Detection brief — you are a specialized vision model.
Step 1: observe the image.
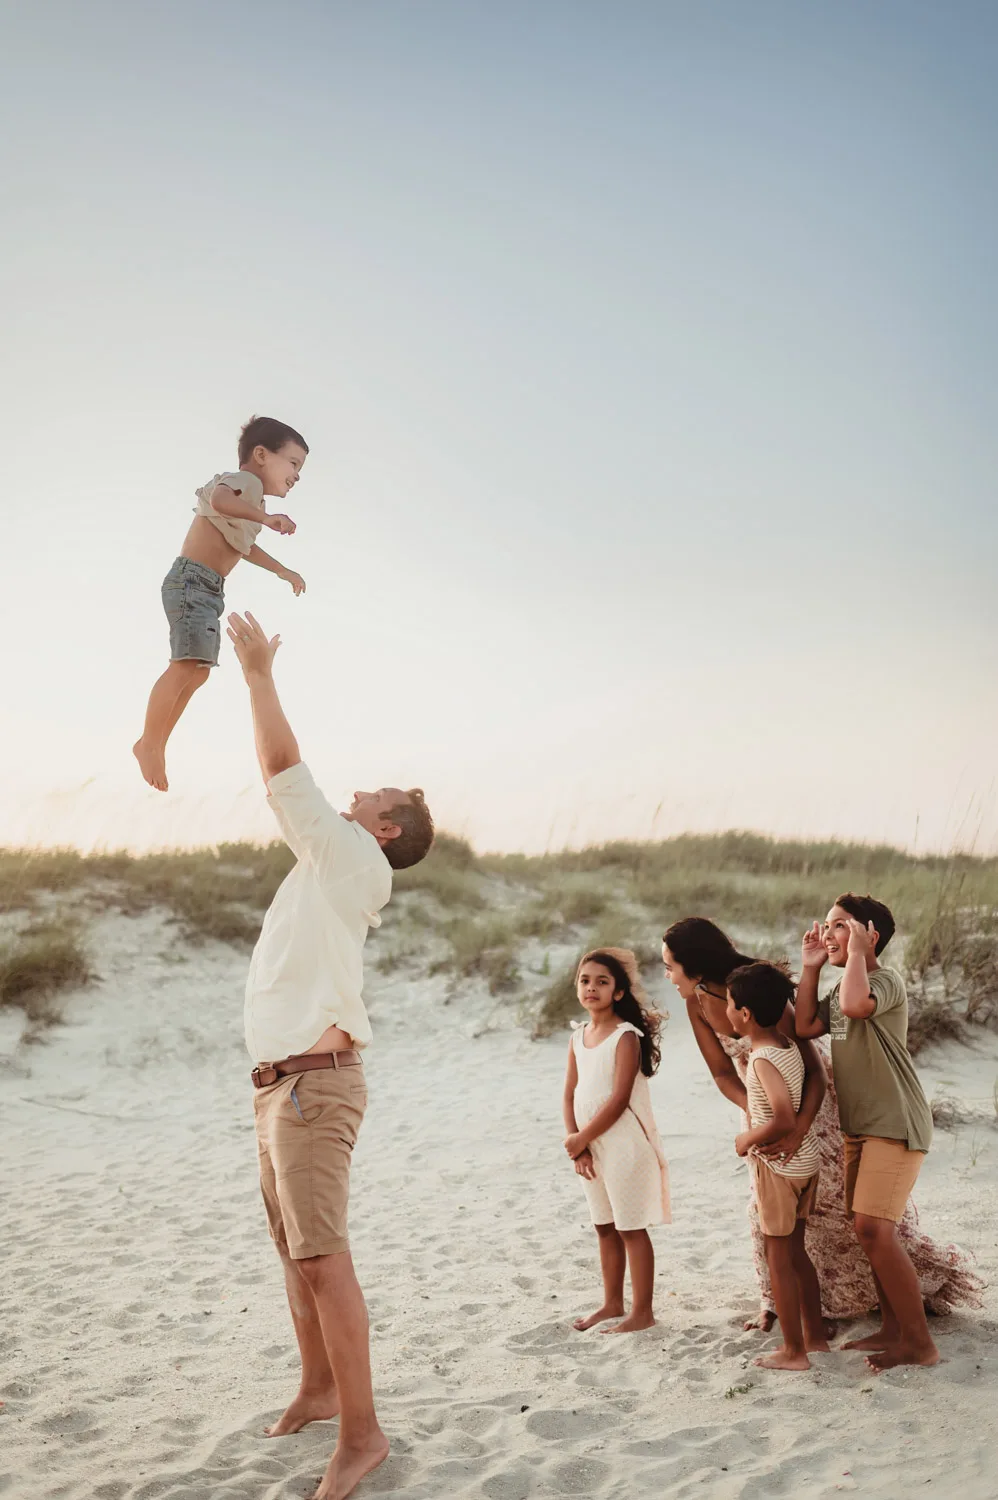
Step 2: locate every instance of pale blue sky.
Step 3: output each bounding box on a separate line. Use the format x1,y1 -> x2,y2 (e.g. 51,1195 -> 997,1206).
2,2 -> 996,852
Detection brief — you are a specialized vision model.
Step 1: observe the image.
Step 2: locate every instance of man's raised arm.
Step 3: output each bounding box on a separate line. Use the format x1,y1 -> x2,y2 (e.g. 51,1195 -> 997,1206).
227,612 -> 301,785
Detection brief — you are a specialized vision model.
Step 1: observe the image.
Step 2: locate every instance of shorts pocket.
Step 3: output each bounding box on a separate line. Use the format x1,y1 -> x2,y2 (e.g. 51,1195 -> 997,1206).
162,583 -> 185,625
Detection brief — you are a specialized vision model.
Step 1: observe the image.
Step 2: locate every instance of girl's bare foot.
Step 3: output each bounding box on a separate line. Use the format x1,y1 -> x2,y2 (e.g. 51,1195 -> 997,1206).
754,1346 -> 810,1371
866,1341 -> 940,1373
133,738 -> 168,792
600,1311 -> 655,1334
310,1431 -> 390,1500
744,1308 -> 777,1333
573,1302 -> 625,1332
266,1388 -> 340,1436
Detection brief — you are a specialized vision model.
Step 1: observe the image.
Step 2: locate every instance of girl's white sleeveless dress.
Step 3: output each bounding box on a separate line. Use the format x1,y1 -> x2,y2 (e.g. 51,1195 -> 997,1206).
572,1021 -> 671,1231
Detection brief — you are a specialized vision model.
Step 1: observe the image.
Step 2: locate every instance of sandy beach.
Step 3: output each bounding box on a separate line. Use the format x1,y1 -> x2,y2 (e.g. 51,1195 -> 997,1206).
3,908 -> 997,1500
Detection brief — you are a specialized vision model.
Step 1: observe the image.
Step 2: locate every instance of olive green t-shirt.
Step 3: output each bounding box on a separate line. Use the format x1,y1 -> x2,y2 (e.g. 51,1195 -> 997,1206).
818,966 -> 932,1153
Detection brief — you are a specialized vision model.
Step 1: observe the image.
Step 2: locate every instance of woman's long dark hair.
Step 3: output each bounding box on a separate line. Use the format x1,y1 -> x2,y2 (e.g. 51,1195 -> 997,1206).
662,917 -> 756,986
580,948 -> 662,1077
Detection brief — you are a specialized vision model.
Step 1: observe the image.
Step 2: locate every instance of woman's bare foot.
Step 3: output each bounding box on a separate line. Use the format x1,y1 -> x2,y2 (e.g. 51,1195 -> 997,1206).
866,1341 -> 940,1373
265,1387 -> 340,1437
754,1345 -> 811,1371
573,1302 -> 625,1332
743,1308 -> 777,1333
600,1311 -> 655,1334
133,738 -> 168,792
841,1329 -> 895,1352
310,1431 -> 390,1500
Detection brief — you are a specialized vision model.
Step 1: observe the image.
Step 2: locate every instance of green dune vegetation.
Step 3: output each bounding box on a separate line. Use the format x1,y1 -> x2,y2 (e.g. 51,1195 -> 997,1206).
2,832 -> 998,1054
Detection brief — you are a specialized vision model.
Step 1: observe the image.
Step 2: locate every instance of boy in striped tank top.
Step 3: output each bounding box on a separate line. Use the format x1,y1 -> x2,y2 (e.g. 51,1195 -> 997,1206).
727,962 -> 829,1371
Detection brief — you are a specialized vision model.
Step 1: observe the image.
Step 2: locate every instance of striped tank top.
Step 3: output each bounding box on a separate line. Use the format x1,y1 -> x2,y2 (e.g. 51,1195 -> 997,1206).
745,1042 -> 821,1179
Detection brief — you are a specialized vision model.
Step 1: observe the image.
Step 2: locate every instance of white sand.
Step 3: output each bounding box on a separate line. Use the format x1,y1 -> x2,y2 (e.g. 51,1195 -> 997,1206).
3,910 -> 997,1500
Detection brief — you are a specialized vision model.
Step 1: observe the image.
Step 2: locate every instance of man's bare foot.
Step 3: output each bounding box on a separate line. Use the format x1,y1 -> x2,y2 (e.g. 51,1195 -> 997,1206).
265,1388 -> 340,1437
754,1345 -> 810,1371
310,1432 -> 390,1500
744,1309 -> 777,1333
866,1342 -> 940,1373
573,1302 -> 625,1331
600,1311 -> 655,1334
133,738 -> 168,792
841,1328 -> 896,1352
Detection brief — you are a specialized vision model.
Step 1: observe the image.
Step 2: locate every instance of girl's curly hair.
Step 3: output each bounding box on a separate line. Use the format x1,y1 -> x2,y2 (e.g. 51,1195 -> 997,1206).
577,947 -> 665,1077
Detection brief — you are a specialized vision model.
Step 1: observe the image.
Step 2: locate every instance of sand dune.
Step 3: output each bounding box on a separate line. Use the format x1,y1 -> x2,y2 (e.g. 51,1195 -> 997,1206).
2,909 -> 997,1499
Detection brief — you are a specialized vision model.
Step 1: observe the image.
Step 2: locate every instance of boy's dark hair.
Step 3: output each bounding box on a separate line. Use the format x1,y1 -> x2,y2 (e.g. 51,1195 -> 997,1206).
238,415 -> 309,465
579,949 -> 662,1077
727,961 -> 796,1028
383,789 -> 435,871
834,892 -> 896,955
663,916 -> 756,985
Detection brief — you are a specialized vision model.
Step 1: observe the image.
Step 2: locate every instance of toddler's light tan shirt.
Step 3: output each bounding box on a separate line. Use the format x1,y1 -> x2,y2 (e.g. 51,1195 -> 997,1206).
193,470 -> 265,556
244,763 -> 393,1061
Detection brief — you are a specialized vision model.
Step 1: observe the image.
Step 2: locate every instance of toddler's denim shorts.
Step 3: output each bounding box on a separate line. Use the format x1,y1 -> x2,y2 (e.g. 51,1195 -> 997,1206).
162,557 -> 225,666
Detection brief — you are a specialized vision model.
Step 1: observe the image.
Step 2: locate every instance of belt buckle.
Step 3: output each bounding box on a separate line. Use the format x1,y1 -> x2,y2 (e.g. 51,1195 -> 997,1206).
252,1064 -> 279,1088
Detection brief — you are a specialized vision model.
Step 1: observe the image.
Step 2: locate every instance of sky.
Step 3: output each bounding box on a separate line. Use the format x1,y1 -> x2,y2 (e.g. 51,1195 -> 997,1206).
1,0 -> 996,855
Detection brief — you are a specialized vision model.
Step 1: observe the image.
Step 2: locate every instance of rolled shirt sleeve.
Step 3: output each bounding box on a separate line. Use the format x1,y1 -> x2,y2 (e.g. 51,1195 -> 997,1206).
267,763 -> 378,891
868,966 -> 905,1018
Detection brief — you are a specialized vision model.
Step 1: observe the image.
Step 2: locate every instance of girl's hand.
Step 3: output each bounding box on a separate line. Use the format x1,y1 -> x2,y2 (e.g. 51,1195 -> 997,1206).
801,922 -> 828,970
734,1131 -> 752,1157
266,512 -> 297,535
282,569 -> 306,596
574,1149 -> 596,1180
564,1132 -> 588,1159
846,917 -> 878,959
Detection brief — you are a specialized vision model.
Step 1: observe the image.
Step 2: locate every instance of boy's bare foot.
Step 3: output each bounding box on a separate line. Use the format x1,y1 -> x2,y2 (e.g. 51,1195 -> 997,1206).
265,1387 -> 340,1436
310,1432 -> 390,1500
744,1309 -> 777,1333
600,1311 -> 655,1334
841,1329 -> 895,1351
573,1302 -> 625,1331
133,738 -> 168,792
754,1346 -> 811,1371
865,1341 -> 940,1373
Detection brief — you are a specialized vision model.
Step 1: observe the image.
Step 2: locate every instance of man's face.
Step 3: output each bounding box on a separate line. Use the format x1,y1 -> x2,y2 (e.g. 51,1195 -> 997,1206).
344,787 -> 411,845
256,441 -> 307,500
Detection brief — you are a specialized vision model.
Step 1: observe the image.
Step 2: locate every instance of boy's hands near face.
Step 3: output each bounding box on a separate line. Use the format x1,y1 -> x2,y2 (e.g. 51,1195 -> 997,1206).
846,917 -> 878,961
573,1149 -> 597,1180
282,569 -> 306,596
227,611 -> 281,678
801,921 -> 828,970
266,513 -> 296,534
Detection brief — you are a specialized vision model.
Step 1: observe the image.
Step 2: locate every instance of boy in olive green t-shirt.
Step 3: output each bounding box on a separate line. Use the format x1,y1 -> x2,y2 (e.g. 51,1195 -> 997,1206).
796,892 -> 939,1374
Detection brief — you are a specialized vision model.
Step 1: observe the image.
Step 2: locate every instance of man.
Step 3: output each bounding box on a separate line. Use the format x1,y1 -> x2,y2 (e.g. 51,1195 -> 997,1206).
227,610 -> 434,1500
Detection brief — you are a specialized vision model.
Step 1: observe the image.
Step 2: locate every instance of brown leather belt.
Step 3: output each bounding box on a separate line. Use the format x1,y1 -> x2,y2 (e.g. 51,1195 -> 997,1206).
251,1051 -> 362,1088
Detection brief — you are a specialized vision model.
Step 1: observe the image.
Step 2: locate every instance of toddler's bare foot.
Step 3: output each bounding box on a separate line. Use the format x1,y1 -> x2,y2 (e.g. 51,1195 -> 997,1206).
744,1308 -> 777,1333
310,1431 -> 390,1500
866,1341 -> 940,1373
600,1311 -> 655,1334
133,738 -> 168,792
573,1302 -> 625,1332
754,1345 -> 810,1371
841,1328 -> 895,1351
265,1387 -> 340,1436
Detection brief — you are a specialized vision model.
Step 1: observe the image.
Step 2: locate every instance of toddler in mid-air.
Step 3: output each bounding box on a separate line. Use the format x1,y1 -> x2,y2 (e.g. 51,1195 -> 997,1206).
133,415 -> 308,792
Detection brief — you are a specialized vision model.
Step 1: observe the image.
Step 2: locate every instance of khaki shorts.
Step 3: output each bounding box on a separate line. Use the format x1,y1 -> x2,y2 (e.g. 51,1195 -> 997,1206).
750,1157 -> 819,1237
253,1065 -> 367,1259
843,1134 -> 924,1223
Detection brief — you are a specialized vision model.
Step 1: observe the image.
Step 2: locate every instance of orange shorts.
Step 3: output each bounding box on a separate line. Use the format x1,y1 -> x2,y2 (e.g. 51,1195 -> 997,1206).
253,1065 -> 368,1259
843,1134 -> 924,1223
750,1157 -> 819,1237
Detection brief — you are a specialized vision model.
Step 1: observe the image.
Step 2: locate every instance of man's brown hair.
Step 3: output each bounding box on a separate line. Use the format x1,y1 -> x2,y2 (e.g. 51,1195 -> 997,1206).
384,789 -> 435,870
238,415 -> 309,465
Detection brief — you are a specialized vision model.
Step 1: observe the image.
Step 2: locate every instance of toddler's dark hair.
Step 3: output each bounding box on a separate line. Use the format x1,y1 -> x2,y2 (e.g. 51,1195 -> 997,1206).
238,415 -> 309,465
663,916 -> 756,985
579,949 -> 662,1077
727,961 -> 796,1028
834,892 -> 895,955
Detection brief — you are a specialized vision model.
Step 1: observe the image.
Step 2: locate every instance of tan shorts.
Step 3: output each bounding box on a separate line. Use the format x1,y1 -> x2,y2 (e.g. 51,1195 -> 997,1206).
253,1065 -> 367,1259
750,1157 -> 819,1237
843,1134 -> 924,1223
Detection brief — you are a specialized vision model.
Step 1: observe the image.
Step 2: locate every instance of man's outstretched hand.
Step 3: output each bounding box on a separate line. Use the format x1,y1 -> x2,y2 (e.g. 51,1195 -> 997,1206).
227,612 -> 281,679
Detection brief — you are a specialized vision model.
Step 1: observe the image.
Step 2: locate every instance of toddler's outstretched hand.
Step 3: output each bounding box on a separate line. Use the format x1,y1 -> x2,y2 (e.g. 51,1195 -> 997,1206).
283,570 -> 306,596
267,513 -> 297,535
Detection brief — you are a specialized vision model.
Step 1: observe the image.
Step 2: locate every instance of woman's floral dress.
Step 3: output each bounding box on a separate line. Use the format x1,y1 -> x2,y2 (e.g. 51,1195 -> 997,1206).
721,1035 -> 983,1319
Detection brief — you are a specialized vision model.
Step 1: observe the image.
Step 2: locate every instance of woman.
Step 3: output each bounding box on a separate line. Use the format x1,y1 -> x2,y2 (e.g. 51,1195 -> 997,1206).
663,916 -> 982,1328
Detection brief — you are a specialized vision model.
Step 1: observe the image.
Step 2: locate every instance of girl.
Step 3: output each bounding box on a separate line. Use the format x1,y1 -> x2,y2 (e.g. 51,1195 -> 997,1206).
562,948 -> 670,1334
662,916 -> 982,1329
